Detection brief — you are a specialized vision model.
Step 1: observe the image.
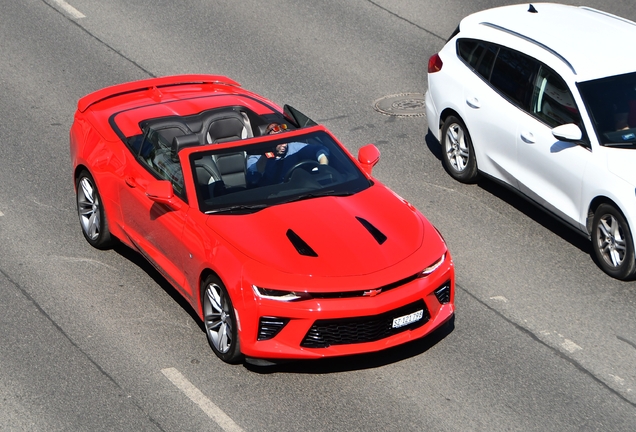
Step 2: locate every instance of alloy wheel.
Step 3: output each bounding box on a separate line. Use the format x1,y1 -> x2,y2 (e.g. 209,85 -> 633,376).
77,176 -> 101,241
204,282 -> 233,354
596,213 -> 627,268
445,123 -> 470,172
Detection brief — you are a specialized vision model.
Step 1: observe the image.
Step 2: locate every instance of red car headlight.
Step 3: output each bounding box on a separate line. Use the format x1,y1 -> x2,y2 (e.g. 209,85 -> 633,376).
419,252 -> 446,277
252,285 -> 312,302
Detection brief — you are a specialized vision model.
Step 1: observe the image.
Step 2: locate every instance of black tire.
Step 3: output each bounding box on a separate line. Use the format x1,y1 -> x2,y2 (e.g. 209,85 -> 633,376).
440,116 -> 478,183
202,275 -> 242,363
592,203 -> 636,280
76,170 -> 114,249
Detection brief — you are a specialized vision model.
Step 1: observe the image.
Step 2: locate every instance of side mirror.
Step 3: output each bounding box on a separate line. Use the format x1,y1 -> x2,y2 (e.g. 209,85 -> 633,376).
552,123 -> 582,142
146,180 -> 182,210
357,144 -> 380,176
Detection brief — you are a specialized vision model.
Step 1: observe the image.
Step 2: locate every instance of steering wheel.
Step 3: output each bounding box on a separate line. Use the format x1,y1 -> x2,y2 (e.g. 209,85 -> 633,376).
283,160 -> 321,181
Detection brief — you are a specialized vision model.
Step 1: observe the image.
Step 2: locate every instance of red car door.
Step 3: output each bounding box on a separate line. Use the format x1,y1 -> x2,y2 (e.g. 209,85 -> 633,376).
118,130 -> 191,298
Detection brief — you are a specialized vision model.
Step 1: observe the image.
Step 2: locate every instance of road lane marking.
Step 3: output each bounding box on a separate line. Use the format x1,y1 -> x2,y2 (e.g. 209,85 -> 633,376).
51,255 -> 118,270
561,338 -> 582,353
161,368 -> 244,432
489,296 -> 508,302
51,0 -> 85,19
609,374 -> 626,385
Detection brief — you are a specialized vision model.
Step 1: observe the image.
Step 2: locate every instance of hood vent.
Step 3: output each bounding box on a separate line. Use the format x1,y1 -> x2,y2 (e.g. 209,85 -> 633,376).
286,229 -> 318,257
356,217 -> 387,245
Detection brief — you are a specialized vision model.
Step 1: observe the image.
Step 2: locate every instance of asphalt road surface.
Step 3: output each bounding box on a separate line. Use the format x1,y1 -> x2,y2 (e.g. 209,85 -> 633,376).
1,0 -> 635,430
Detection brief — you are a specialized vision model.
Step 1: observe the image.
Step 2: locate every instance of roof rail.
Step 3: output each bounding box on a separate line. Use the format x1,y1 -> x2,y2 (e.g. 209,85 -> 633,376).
580,6 -> 636,27
480,22 -> 576,75
77,74 -> 241,113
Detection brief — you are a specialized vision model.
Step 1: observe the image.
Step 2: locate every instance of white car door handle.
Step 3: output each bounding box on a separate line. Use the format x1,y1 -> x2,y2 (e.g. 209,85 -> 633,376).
466,97 -> 480,109
520,131 -> 535,143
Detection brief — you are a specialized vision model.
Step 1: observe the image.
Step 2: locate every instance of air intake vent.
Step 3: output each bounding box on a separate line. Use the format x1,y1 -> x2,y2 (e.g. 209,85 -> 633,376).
301,300 -> 429,348
258,317 -> 290,341
434,282 -> 451,304
286,229 -> 318,257
356,217 -> 387,245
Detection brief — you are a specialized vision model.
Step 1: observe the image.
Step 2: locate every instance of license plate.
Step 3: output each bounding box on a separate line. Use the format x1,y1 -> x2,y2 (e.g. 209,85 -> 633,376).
392,309 -> 424,329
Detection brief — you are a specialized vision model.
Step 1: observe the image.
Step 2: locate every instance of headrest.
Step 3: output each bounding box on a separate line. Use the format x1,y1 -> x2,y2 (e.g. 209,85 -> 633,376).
206,117 -> 246,143
171,134 -> 200,162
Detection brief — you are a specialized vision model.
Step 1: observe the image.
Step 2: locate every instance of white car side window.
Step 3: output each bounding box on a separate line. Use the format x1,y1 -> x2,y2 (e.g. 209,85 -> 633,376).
531,66 -> 581,128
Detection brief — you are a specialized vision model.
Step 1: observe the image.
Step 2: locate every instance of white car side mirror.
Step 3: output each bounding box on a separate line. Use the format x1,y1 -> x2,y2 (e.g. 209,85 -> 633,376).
552,123 -> 582,142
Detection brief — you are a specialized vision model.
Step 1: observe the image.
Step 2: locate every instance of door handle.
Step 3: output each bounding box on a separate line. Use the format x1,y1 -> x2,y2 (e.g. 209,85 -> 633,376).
520,131 -> 535,144
466,97 -> 480,109
125,177 -> 138,188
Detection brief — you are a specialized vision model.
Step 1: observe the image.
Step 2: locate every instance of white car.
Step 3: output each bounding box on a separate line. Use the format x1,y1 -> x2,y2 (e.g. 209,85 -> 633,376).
425,3 -> 636,280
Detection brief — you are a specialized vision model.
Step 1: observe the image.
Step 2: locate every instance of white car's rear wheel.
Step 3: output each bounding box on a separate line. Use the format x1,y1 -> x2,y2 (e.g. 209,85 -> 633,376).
441,115 -> 478,183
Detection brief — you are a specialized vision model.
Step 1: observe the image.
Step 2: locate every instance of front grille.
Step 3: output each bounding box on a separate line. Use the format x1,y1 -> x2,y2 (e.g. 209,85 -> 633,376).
303,273 -> 420,300
257,316 -> 289,341
301,300 -> 430,348
434,281 -> 451,304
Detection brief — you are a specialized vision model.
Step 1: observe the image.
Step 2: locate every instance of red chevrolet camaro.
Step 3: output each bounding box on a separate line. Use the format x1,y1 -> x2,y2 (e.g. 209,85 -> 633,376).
70,75 -> 455,364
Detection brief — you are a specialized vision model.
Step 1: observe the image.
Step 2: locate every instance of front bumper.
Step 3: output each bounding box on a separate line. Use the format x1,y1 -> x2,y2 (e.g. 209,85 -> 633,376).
236,258 -> 455,360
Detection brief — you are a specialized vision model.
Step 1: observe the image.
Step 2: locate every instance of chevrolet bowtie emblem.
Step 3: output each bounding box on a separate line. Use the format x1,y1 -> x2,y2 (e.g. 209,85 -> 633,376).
363,288 -> 382,297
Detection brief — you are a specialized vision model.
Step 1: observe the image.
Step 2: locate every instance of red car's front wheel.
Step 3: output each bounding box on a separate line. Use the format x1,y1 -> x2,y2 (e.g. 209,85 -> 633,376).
202,275 -> 242,363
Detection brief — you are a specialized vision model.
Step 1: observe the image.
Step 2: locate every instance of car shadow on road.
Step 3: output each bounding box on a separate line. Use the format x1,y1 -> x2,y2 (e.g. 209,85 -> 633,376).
423,129 -> 590,256
244,317 -> 455,374
476,179 -> 591,255
113,243 -> 204,330
425,129 -> 443,161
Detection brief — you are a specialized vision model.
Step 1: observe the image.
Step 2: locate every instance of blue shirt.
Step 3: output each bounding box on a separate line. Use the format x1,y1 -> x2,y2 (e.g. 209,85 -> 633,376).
246,142 -> 329,186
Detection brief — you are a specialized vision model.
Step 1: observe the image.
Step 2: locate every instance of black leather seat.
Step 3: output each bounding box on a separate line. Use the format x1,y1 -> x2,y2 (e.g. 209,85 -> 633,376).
171,134 -> 200,162
205,112 -> 249,144
214,153 -> 247,188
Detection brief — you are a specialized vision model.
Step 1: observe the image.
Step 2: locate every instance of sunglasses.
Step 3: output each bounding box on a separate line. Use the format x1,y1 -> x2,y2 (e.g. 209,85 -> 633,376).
267,123 -> 287,134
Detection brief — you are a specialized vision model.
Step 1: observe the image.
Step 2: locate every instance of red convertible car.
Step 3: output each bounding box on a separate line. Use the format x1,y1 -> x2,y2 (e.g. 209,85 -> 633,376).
70,75 -> 455,364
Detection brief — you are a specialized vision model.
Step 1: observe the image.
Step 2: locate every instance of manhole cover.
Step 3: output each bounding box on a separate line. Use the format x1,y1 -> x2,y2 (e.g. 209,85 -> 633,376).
373,93 -> 427,117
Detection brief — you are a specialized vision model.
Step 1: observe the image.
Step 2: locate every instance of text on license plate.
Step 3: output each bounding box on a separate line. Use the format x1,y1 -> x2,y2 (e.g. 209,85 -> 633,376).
392,309 -> 424,329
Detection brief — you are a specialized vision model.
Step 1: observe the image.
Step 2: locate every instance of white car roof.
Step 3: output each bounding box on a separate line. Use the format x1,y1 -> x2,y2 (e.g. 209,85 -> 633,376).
459,3 -> 636,82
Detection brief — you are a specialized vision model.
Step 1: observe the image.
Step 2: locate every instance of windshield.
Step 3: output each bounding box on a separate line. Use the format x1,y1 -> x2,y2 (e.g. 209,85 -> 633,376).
189,131 -> 372,213
578,71 -> 636,146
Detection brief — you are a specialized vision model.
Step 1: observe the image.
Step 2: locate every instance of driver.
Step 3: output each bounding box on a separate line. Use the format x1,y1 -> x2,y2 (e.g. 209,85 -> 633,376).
246,123 -> 329,186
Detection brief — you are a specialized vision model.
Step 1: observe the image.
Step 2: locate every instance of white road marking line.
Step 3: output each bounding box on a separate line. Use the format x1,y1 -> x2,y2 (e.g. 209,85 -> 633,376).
561,338 -> 582,353
51,256 -> 117,270
0,210 -> 4,216
51,0 -> 85,19
609,374 -> 626,385
489,295 -> 508,302
161,368 -> 244,432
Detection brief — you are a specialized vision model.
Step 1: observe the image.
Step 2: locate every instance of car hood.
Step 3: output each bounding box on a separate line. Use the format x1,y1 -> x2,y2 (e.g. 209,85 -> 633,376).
606,148 -> 636,185
206,186 -> 424,277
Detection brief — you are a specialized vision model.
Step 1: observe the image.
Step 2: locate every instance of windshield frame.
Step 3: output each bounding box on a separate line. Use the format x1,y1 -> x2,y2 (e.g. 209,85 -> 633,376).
578,71 -> 636,147
184,128 -> 372,214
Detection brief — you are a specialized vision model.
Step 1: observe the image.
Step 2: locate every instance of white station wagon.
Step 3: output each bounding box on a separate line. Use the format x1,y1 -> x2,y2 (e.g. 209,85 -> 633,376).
426,3 -> 636,280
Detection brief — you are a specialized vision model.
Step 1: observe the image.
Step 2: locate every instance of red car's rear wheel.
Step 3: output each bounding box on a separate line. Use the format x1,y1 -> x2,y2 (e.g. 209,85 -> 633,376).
76,170 -> 114,249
